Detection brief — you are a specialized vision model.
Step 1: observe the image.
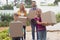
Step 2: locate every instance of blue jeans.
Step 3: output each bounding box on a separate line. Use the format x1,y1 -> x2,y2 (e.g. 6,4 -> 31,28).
31,23 -> 36,40
31,23 -> 39,40
37,30 -> 47,40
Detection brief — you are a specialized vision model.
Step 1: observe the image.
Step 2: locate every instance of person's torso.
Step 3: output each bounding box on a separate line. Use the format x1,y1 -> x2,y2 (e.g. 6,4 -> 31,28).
18,10 -> 26,16
29,8 -> 38,19
35,17 -> 46,31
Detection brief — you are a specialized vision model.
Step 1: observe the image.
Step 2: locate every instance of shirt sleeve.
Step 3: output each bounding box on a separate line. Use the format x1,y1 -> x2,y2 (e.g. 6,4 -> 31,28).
34,17 -> 39,21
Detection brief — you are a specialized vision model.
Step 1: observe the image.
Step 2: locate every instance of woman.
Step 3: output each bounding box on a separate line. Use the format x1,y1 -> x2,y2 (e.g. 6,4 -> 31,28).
17,3 -> 26,16
34,10 -> 48,40
17,3 -> 27,40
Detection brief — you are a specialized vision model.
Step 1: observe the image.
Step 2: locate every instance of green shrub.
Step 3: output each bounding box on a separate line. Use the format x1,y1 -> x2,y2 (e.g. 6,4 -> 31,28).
16,4 -> 31,8
25,0 -> 31,5
56,13 -> 60,23
0,7 -> 2,10
0,5 -> 13,10
0,21 -> 9,27
0,13 -> 13,27
0,30 -> 11,40
40,3 -> 56,6
0,13 -> 31,27
3,37 -> 11,40
26,20 -> 30,26
48,3 -> 55,6
1,13 -> 13,22
25,5 -> 31,8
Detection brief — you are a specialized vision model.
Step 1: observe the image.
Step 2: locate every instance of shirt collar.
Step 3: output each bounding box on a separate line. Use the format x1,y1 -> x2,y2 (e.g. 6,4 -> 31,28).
32,7 -> 37,10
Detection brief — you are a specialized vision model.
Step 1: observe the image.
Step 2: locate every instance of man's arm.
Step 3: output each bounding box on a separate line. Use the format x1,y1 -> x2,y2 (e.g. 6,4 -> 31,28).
27,9 -> 31,22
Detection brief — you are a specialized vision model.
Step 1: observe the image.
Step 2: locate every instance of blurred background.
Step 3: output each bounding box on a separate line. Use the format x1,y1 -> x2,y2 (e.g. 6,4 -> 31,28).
0,0 -> 60,40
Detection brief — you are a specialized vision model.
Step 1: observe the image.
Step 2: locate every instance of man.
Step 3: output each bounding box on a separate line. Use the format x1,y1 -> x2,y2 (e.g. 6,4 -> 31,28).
29,1 -> 42,40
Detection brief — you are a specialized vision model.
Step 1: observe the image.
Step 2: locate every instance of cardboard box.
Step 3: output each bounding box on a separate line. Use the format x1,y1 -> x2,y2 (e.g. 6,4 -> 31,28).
41,11 -> 57,24
27,10 -> 37,20
9,21 -> 23,37
18,16 -> 27,25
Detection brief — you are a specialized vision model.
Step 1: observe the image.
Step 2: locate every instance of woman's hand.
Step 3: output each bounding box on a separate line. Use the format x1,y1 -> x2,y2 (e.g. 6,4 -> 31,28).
42,22 -> 55,26
41,22 -> 47,26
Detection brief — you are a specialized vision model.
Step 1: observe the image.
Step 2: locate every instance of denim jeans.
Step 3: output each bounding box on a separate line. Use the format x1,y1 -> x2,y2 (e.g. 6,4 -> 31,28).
37,30 -> 47,40
31,23 -> 36,40
12,37 -> 23,40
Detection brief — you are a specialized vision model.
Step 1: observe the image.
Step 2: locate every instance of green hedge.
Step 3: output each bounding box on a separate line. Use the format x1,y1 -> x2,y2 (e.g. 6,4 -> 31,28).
0,21 -> 9,27
40,4 -> 56,6
1,14 -> 13,22
0,5 -> 13,10
56,13 -> 60,23
0,13 -> 13,27
16,4 -> 31,8
0,13 -> 30,27
0,30 -> 11,40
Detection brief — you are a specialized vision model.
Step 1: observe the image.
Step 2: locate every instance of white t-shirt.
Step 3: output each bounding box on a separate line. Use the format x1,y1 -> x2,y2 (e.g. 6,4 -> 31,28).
20,13 -> 25,17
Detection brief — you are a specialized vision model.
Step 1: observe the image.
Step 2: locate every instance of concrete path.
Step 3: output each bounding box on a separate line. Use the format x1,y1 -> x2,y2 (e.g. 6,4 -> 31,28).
26,32 -> 60,40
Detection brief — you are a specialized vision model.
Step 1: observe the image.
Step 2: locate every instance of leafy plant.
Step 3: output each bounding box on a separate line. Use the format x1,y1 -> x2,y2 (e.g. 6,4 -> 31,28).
0,13 -> 13,27
25,0 -> 32,5
48,3 -> 55,6
54,0 -> 60,5
0,5 -> 13,10
56,12 -> 60,23
0,30 -> 11,40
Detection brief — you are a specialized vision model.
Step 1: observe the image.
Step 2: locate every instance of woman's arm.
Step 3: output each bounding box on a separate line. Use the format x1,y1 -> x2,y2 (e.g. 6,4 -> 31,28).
24,11 -> 27,16
36,20 -> 48,25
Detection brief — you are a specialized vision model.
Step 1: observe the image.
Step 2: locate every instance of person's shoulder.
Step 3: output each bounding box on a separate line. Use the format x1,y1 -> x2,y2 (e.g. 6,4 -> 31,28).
37,8 -> 41,11
17,9 -> 20,12
34,17 -> 39,20
29,8 -> 33,11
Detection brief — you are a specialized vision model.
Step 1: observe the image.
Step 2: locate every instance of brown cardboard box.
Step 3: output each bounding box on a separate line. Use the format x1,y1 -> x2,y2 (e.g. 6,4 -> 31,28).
41,11 -> 57,25
18,16 -> 27,25
9,21 -> 23,37
27,10 -> 37,20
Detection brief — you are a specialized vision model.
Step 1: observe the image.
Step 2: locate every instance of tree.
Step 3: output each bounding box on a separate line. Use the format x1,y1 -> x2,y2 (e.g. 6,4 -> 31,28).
54,0 -> 60,5
25,0 -> 32,5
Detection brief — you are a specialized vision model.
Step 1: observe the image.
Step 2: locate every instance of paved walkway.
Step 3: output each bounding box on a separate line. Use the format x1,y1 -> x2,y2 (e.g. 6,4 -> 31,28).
26,32 -> 60,40
0,27 -> 60,40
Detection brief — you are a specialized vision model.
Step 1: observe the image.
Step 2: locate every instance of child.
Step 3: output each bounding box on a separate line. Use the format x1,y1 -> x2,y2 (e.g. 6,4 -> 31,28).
11,13 -> 23,40
35,11 -> 48,40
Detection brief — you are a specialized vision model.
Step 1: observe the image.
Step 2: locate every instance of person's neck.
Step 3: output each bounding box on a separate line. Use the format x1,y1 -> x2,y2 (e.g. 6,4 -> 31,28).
32,6 -> 36,8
